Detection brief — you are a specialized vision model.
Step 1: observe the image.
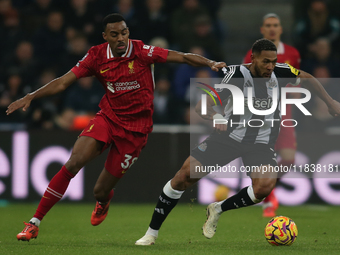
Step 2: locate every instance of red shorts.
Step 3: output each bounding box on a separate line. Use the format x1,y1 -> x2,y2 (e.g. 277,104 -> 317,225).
79,111 -> 148,178
275,115 -> 297,151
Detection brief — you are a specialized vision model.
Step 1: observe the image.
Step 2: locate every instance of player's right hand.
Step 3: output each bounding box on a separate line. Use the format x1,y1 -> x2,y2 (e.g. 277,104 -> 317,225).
210,61 -> 227,72
6,94 -> 33,115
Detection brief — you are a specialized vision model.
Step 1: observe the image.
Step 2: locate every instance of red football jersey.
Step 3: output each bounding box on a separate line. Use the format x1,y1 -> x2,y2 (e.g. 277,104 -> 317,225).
71,40 -> 168,134
243,42 -> 301,120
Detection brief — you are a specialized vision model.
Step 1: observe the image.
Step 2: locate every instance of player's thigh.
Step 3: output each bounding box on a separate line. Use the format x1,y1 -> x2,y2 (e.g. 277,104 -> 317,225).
66,112 -> 112,173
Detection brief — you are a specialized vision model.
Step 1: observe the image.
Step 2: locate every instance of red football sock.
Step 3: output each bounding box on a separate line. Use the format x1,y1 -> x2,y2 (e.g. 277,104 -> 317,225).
34,166 -> 75,220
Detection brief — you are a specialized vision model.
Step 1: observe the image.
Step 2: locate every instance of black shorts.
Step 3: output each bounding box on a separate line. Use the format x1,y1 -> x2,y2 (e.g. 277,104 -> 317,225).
191,132 -> 277,176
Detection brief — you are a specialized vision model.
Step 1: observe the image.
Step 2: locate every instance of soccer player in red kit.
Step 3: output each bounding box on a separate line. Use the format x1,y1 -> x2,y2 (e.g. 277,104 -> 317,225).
7,13 -> 226,241
243,13 -> 301,217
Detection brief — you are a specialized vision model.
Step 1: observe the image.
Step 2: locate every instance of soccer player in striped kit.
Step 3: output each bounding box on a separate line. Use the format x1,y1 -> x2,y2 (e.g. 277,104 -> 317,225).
7,13 -> 226,241
135,39 -> 340,245
244,13 -> 301,217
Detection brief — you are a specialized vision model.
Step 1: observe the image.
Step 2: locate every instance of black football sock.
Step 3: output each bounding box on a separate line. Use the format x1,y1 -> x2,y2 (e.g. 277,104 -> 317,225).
220,186 -> 257,212
148,180 -> 184,231
149,191 -> 180,230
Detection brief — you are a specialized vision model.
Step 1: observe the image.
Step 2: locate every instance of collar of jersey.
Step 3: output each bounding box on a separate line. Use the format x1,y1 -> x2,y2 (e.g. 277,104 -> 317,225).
106,40 -> 133,59
277,41 -> 284,55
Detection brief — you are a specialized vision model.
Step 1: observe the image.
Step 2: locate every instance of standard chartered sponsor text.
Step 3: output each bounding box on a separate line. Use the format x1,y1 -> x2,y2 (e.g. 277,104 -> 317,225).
114,81 -> 140,91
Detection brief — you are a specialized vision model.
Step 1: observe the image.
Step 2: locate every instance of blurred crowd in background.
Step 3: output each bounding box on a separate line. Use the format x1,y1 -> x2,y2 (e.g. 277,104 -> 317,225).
0,0 -> 340,133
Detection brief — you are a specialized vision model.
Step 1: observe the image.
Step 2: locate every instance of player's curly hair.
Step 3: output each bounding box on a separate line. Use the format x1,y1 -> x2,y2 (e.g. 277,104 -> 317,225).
102,13 -> 126,31
252,39 -> 277,55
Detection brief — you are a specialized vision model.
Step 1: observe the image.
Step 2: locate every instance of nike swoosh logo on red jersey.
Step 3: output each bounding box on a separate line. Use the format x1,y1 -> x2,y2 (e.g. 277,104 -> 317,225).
100,68 -> 110,74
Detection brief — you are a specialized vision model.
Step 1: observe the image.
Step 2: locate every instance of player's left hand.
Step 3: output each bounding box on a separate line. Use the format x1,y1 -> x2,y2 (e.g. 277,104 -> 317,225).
210,61 -> 227,72
328,100 -> 340,117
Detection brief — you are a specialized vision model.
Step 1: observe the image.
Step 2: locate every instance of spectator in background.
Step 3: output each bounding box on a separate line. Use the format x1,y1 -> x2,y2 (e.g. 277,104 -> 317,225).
29,69 -> 60,115
33,11 -> 66,68
0,0 -> 15,24
64,0 -> 97,44
184,68 -> 217,127
181,15 -> 223,61
153,78 -> 183,124
29,107 -> 77,130
188,67 -> 215,102
63,77 -> 103,115
0,5 -> 24,60
301,37 -> 340,77
53,108 -> 76,130
61,33 -> 89,74
294,0 -> 340,59
196,0 -> 224,41
149,37 -> 173,81
111,0 -> 140,39
29,107 -> 54,129
138,0 -> 170,44
172,46 -> 219,102
0,74 -> 26,123
21,0 -> 55,37
312,66 -> 340,101
171,0 -> 210,48
2,41 -> 39,85
27,68 -> 64,129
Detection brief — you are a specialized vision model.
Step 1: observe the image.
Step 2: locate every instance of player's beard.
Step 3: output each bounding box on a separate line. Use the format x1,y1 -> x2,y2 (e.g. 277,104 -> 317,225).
255,64 -> 271,79
116,48 -> 126,56
254,65 -> 262,77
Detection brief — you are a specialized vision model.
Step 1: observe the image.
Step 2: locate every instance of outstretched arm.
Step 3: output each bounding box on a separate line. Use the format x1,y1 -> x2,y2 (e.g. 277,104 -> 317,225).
6,71 -> 77,115
166,50 -> 226,72
299,70 -> 340,117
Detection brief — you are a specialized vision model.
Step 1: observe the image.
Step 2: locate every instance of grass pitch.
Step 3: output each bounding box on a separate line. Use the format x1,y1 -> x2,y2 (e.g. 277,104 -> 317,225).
1,203 -> 340,255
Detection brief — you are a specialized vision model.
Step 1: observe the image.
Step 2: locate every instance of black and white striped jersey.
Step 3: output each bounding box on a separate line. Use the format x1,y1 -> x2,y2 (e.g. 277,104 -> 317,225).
216,63 -> 299,146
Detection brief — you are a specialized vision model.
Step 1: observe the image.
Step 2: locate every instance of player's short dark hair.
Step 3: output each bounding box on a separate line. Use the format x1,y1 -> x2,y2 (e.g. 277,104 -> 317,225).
102,13 -> 126,31
251,39 -> 277,55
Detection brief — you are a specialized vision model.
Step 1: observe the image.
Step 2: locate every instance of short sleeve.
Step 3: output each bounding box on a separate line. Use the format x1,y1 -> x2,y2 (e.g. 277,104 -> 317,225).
138,42 -> 169,65
275,63 -> 300,77
71,48 -> 96,78
275,63 -> 300,87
